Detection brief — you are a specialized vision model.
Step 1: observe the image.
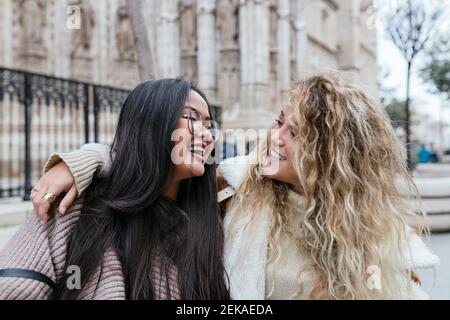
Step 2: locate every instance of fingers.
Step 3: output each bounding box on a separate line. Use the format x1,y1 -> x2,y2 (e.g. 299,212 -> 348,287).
32,185 -> 60,224
59,185 -> 77,215
30,186 -> 39,201
36,188 -> 58,224
30,186 -> 41,221
30,161 -> 77,223
32,186 -> 48,224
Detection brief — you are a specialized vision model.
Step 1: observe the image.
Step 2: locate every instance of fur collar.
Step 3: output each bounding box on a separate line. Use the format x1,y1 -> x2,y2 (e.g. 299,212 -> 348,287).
219,155 -> 440,300
218,155 -> 250,189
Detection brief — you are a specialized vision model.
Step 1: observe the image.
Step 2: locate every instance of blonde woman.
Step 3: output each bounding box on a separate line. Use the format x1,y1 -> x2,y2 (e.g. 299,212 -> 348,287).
29,73 -> 438,299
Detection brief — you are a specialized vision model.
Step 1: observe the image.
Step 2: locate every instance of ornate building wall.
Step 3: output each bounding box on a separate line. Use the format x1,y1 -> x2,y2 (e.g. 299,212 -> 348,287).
0,0 -> 378,130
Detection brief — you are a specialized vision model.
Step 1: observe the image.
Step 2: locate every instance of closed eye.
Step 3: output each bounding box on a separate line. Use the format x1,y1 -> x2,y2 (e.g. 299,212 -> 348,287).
181,115 -> 198,121
275,118 -> 283,126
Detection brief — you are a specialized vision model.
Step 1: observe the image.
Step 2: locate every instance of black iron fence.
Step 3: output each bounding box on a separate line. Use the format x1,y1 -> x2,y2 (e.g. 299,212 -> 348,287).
0,68 -> 130,199
0,67 -> 221,200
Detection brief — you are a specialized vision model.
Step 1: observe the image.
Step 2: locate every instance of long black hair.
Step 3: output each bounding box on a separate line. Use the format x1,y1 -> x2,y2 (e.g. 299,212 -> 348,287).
55,79 -> 230,300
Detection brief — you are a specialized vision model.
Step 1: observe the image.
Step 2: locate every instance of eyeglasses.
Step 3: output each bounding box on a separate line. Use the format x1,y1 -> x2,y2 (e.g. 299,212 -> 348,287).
180,107 -> 218,134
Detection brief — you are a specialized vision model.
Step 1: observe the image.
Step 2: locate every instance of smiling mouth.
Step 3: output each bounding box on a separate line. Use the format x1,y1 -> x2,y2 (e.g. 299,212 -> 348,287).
188,145 -> 205,159
269,147 -> 286,160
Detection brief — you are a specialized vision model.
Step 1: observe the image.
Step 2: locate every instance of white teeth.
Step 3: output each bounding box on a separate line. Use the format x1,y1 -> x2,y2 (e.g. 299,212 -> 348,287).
270,148 -> 286,160
189,146 -> 205,156
192,150 -> 203,156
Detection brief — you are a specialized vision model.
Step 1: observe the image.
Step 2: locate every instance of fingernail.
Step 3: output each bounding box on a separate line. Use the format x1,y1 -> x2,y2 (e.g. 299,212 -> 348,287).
61,206 -> 66,214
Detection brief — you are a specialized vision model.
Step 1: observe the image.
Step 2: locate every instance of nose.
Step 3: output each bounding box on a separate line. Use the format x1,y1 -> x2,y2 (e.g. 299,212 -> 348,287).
193,123 -> 213,146
203,127 -> 213,145
270,127 -> 285,149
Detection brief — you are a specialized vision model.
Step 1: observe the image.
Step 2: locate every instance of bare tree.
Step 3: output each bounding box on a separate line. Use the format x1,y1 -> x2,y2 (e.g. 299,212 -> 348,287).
125,0 -> 158,80
385,0 -> 442,169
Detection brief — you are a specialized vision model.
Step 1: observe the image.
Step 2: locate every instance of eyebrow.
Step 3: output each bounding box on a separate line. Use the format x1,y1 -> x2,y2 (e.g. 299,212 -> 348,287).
183,105 -> 211,120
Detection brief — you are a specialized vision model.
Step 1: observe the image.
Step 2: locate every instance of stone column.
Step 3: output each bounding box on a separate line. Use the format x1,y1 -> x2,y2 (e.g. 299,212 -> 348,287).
294,18 -> 307,78
276,0 -> 290,97
197,0 -> 216,100
337,0 -> 360,80
0,0 -> 13,67
157,0 -> 180,77
53,0 -> 69,79
234,0 -> 271,130
288,0 -> 308,78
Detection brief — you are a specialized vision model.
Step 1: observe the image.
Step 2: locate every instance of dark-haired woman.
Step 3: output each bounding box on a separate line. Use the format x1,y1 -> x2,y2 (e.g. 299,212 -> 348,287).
0,79 -> 230,300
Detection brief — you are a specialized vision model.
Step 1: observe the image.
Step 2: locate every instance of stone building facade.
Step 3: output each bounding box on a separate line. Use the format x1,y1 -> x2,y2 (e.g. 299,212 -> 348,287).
0,0 -> 378,130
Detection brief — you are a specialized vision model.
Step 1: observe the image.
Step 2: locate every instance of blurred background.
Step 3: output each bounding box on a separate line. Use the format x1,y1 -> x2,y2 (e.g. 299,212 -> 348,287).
0,0 -> 449,299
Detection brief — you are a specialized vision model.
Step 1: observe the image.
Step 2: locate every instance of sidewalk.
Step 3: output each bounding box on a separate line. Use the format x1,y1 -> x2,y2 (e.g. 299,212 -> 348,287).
0,197 -> 33,227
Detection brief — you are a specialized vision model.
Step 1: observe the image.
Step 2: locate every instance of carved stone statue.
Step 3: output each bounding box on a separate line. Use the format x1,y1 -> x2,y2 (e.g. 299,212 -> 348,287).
179,0 -> 197,53
19,0 -> 46,54
70,0 -> 95,59
116,5 -> 136,61
217,0 -> 239,48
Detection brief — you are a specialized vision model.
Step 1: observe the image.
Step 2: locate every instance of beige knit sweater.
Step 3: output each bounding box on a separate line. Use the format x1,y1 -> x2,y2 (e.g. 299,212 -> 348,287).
265,191 -> 315,299
0,150 -> 179,300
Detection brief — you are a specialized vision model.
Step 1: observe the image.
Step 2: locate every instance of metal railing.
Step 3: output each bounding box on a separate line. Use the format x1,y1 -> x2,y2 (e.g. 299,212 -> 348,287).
0,68 -> 218,200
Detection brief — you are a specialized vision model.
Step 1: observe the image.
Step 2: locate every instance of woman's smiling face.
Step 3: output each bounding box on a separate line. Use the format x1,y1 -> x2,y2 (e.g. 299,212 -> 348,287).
261,105 -> 301,189
171,90 -> 214,181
